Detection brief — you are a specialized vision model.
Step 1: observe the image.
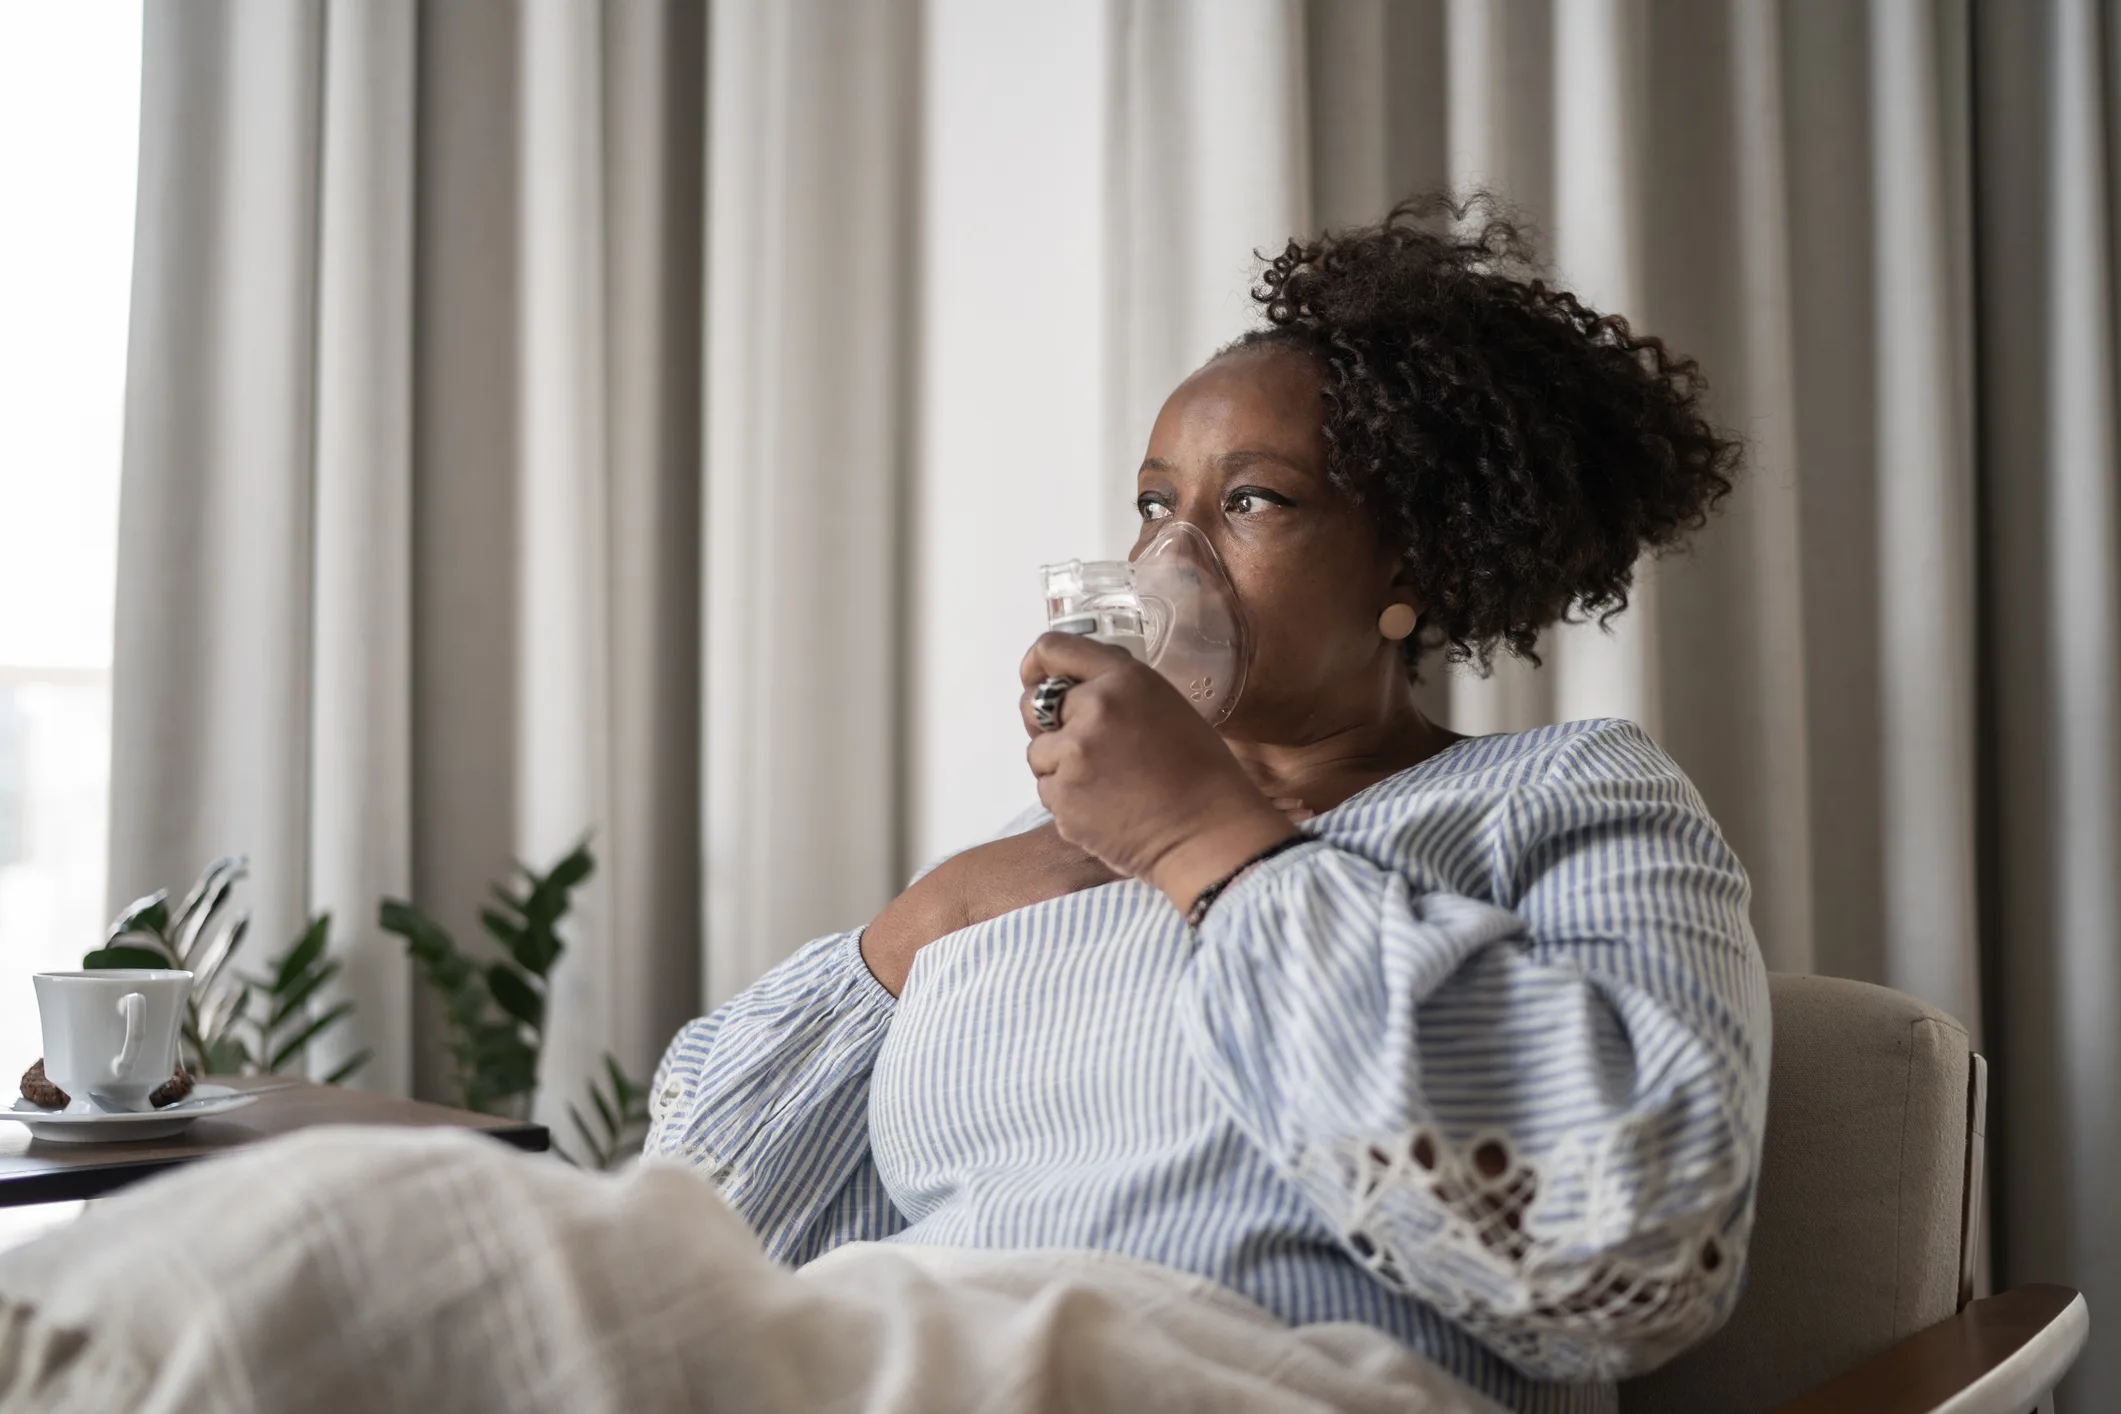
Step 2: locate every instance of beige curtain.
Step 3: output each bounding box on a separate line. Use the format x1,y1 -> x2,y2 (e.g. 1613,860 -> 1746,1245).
702,0 -> 920,1009
111,0 -> 706,1124
1094,0 -> 2112,1402
112,0 -> 924,1108
1975,1 -> 2121,1408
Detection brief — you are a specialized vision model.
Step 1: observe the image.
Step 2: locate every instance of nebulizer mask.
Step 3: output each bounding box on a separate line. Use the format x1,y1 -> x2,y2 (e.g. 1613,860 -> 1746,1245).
1040,519 -> 1249,726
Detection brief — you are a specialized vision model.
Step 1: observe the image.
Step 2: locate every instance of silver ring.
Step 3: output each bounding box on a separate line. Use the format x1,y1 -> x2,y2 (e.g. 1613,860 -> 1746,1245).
1030,676 -> 1073,732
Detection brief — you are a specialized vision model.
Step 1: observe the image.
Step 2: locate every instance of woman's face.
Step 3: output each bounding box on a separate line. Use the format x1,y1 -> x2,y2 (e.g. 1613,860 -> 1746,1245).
1133,345 -> 1417,740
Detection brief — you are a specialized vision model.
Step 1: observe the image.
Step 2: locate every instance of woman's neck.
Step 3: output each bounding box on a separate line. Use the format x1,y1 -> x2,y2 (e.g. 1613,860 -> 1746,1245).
1219,691 -> 1462,812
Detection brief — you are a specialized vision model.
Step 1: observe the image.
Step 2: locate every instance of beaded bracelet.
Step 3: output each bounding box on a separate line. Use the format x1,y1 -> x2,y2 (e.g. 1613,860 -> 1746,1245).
1182,833 -> 1313,929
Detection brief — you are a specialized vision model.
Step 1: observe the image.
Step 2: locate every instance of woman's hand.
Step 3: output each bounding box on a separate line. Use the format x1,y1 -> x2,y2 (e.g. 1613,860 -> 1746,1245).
860,823 -> 1120,996
1020,632 -> 1297,913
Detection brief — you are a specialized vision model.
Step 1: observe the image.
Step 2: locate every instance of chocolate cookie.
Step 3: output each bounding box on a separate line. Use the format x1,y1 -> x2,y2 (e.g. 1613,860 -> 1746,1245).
19,1059 -> 69,1110
150,1064 -> 195,1108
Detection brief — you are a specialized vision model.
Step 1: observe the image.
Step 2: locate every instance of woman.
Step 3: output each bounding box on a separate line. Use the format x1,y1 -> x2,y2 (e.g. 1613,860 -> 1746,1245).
0,201 -> 1762,1414
646,200 -> 1765,1413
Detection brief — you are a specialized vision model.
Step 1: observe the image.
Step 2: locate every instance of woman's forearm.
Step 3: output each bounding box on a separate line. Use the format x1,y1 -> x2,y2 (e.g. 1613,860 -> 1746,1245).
1139,800 -> 1299,919
1175,727 -> 1769,1382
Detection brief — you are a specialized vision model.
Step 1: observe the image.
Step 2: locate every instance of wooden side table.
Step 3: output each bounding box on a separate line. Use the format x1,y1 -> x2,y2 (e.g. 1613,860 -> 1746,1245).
0,1076 -> 549,1208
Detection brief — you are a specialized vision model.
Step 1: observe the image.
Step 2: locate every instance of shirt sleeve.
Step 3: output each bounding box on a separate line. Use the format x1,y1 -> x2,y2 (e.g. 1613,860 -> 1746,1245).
642,803 -> 1049,1266
1176,721 -> 1770,1382
644,928 -> 906,1263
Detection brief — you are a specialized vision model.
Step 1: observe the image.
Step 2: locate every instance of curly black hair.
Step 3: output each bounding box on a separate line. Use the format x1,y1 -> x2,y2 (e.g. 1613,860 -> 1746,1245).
1234,193 -> 1741,672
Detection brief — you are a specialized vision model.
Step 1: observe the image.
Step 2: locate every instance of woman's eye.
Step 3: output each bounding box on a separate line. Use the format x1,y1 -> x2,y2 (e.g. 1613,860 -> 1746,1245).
1226,490 -> 1282,515
1136,497 -> 1173,522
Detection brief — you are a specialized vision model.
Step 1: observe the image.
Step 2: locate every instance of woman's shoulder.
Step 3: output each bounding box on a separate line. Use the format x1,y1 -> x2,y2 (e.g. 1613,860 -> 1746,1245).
1339,719 -> 1739,899
1398,716 -> 1675,790
1524,716 -> 1685,784
1335,718 -> 1703,836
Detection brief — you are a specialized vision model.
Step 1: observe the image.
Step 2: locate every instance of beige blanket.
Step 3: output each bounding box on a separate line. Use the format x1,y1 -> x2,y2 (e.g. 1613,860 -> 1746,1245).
0,1126 -> 1502,1413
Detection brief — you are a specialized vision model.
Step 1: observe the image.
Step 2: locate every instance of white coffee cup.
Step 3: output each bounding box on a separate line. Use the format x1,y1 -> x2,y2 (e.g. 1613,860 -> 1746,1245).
32,970 -> 192,1112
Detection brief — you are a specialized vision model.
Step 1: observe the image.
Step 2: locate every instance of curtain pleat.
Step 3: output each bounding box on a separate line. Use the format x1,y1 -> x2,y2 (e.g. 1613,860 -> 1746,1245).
1438,0 -> 1557,739
306,0 -> 416,1092
1102,0 -> 1313,553
702,0 -> 917,1008
114,0 -> 330,1055
600,0 -> 706,1086
1976,0 -> 2121,1403
1870,0 -> 1983,1036
907,0 -> 1116,863
1717,0 -> 1816,980
406,0 -> 527,1103
515,0 -> 614,1128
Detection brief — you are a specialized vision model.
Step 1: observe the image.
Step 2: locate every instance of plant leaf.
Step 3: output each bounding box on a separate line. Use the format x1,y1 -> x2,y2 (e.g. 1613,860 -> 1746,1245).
478,906 -> 526,948
544,841 -> 595,895
106,890 -> 170,945
274,914 -> 332,993
83,944 -> 174,971
477,1043 -> 539,1101
471,1022 -> 535,1067
489,909 -> 561,976
589,1082 -> 618,1141
268,957 -> 340,1029
321,1048 -> 373,1086
267,1001 -> 354,1072
399,843 -> 607,1127
188,913 -> 250,997
203,1034 -> 253,1075
172,858 -> 246,962
518,927 -> 564,978
170,856 -> 245,941
196,978 -> 249,1046
567,1103 -> 602,1165
481,906 -> 559,976
470,1021 -> 526,1060
378,898 -> 453,952
420,944 -> 474,991
444,984 -> 487,1029
485,964 -> 544,1032
388,900 -> 483,1008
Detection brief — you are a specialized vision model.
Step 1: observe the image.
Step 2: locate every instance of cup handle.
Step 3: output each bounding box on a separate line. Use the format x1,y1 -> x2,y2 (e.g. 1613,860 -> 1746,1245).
110,991 -> 145,1080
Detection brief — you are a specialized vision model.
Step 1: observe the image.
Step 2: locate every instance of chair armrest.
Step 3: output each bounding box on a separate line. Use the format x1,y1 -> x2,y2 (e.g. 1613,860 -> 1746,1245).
1768,1284 -> 2087,1414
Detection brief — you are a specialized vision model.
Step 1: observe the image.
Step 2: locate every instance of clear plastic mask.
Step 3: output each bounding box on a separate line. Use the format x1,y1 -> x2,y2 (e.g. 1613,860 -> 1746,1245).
1041,520 -> 1249,725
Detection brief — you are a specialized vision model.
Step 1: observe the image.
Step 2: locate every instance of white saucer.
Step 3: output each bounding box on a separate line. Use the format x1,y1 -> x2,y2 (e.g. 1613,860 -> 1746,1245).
3,1084 -> 257,1143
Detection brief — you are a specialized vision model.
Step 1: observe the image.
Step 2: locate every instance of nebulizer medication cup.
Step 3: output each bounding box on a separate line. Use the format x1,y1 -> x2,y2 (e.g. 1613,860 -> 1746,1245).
1040,519 -> 1250,726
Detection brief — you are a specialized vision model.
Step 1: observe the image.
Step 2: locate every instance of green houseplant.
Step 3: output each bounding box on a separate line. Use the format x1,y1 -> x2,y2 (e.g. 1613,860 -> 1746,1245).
85,856 -> 370,1082
380,839 -> 651,1168
566,1054 -> 652,1171
380,841 -> 590,1119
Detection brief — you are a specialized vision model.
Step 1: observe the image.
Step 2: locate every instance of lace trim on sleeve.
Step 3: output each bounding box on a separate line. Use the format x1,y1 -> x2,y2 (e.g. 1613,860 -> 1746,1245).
1305,1121 -> 1751,1381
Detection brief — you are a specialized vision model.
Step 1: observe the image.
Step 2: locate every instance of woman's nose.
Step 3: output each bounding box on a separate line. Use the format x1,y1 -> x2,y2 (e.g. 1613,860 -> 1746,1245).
1131,506 -> 1219,559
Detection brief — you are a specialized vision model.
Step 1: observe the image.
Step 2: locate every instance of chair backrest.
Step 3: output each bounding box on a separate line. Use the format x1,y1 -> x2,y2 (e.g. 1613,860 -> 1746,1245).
1620,973 -> 1975,1413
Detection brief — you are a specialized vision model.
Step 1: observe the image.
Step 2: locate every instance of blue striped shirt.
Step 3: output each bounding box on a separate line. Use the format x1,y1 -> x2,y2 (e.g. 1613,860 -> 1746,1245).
648,719 -> 1770,1412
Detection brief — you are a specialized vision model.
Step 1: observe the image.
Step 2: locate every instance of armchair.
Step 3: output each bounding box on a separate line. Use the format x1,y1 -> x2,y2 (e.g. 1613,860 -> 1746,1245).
1619,974 -> 2087,1413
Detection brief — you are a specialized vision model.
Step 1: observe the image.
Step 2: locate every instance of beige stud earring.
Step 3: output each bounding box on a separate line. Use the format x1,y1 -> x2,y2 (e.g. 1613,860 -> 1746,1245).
1378,603 -> 1418,641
